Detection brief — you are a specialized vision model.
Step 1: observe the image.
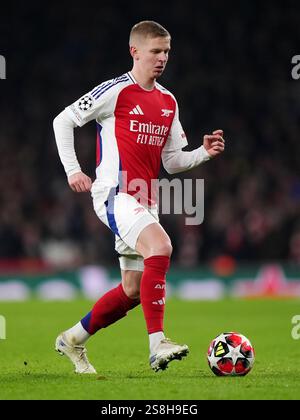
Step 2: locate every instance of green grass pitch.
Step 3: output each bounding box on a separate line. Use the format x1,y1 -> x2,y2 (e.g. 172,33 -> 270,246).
0,298 -> 300,400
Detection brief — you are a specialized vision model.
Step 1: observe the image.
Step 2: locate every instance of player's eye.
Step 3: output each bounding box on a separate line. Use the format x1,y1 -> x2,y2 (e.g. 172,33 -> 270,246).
151,50 -> 169,55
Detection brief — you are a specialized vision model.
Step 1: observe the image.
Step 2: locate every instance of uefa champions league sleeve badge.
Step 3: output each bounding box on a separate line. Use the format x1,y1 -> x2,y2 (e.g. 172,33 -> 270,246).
78,95 -> 94,111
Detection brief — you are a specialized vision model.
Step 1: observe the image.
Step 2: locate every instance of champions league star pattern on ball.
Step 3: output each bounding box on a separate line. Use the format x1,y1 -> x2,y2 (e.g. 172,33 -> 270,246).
207,332 -> 255,376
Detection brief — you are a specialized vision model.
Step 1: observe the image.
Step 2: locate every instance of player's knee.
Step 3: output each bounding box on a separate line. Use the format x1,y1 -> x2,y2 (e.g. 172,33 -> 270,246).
149,240 -> 173,258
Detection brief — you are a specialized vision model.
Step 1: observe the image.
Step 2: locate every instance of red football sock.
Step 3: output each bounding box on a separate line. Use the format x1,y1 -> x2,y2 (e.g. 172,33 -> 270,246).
81,283 -> 140,335
140,255 -> 170,334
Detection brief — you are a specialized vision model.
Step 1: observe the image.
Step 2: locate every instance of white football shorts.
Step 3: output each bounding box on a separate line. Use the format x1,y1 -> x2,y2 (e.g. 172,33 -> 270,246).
92,190 -> 159,271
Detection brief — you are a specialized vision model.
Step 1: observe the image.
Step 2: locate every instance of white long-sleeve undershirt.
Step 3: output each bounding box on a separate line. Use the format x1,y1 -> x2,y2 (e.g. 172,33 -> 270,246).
53,109 -> 211,178
161,145 -> 211,174
53,110 -> 81,177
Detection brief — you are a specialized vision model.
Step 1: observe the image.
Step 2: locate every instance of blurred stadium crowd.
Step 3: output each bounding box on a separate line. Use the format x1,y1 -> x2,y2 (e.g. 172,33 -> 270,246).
0,1 -> 300,268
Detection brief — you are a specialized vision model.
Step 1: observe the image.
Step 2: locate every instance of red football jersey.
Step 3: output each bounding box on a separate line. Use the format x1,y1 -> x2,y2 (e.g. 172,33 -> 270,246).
66,72 -> 188,205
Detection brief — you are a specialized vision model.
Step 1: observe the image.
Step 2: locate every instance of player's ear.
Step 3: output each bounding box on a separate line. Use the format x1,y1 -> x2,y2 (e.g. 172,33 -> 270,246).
130,46 -> 139,60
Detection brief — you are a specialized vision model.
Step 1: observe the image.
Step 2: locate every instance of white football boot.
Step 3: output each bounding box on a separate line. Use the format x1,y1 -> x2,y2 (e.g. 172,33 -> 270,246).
149,338 -> 189,372
55,333 -> 97,374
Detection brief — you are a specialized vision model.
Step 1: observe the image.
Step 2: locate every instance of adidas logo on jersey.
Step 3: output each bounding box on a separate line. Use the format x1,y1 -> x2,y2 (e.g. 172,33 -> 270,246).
129,105 -> 144,115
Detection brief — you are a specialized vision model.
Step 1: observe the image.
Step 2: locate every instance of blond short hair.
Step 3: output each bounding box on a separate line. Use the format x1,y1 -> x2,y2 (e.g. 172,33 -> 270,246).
129,21 -> 171,46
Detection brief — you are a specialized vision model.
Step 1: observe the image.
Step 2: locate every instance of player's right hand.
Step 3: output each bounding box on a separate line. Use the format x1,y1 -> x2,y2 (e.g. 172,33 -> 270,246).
68,172 -> 92,193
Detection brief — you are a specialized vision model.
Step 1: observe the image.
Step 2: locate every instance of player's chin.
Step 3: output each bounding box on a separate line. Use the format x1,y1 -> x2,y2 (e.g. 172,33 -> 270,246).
153,68 -> 164,77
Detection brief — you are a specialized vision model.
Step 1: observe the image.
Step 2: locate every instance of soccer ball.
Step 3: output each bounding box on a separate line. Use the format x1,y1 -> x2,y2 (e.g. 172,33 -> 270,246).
207,332 -> 255,376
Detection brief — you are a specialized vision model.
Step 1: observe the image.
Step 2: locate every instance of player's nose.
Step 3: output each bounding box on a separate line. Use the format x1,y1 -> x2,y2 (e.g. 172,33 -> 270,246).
158,52 -> 168,62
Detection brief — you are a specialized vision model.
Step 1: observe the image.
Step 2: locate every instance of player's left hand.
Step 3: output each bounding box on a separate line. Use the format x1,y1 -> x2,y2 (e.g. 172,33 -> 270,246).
203,129 -> 225,157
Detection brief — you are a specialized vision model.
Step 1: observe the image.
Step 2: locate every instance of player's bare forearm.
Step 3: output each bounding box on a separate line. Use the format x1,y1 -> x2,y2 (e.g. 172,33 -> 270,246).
203,129 -> 225,157
68,171 -> 92,193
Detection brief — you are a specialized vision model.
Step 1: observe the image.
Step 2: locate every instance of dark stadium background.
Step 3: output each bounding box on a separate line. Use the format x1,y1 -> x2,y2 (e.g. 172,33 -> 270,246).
0,0 -> 300,273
